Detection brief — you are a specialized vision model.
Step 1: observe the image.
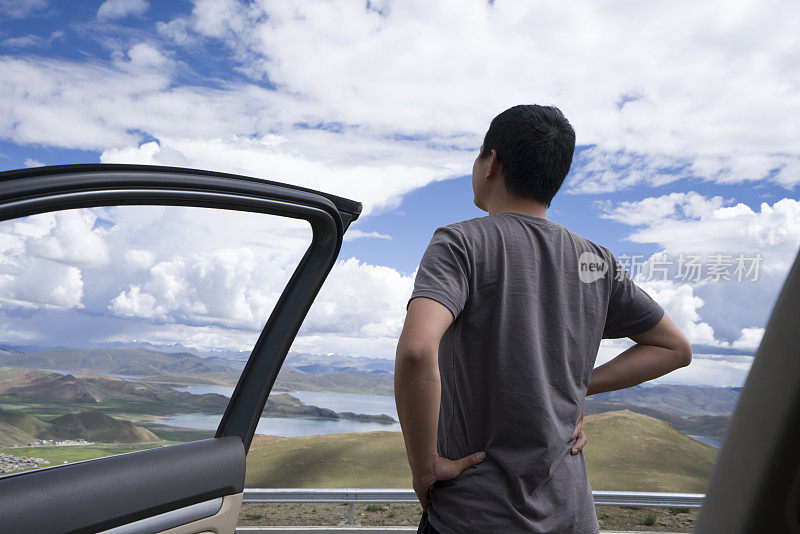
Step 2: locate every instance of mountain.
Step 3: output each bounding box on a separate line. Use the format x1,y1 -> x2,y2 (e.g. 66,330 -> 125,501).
49,412 -> 160,443
272,369 -> 394,396
282,352 -> 394,375
592,384 -> 740,417
582,410 -> 717,492
0,368 -> 230,411
0,407 -> 159,444
0,348 -> 234,376
0,368 -> 394,424
244,410 -> 715,492
0,420 -> 37,447
583,398 -> 731,438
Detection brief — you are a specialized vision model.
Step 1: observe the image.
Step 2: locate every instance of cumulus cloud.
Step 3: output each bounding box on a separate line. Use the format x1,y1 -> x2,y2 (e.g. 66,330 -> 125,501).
126,43 -> 169,68
0,210 -> 113,310
1,0 -> 798,217
97,0 -> 149,20
600,193 -> 800,275
184,0 -> 800,190
597,192 -> 799,348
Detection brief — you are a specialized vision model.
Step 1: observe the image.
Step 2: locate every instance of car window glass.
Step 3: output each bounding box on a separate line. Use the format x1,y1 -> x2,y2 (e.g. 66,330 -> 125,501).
0,205 -> 311,474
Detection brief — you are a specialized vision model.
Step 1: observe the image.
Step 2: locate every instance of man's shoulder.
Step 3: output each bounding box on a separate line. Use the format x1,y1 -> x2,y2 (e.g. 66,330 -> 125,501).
443,215 -> 612,254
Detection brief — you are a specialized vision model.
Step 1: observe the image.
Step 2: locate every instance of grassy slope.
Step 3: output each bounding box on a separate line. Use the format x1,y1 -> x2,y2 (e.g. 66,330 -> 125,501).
245,431 -> 408,488
0,442 -> 173,473
582,410 -> 717,493
244,410 -> 717,492
0,420 -> 36,447
2,410 -> 716,492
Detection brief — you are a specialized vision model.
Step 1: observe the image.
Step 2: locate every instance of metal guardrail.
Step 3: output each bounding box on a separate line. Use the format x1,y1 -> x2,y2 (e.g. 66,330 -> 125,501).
242,488 -> 706,525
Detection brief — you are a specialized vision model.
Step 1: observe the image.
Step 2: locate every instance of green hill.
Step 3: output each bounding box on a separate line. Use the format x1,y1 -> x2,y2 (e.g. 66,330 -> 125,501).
584,398 -> 730,438
50,411 -> 161,443
0,407 -> 57,438
244,410 -> 716,492
0,420 -> 36,447
582,410 -> 717,492
0,407 -> 161,445
245,431 -> 409,488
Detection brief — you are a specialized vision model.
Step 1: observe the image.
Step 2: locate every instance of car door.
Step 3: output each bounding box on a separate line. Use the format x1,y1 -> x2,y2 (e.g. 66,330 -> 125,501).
0,163 -> 361,534
694,248 -> 800,533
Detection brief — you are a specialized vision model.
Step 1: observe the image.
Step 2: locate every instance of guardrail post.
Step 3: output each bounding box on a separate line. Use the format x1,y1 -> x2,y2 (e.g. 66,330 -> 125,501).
347,502 -> 355,524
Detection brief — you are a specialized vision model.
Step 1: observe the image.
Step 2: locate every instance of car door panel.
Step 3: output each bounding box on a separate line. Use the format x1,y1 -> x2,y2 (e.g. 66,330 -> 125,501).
1,437 -> 244,533
695,250 -> 800,533
0,164 -> 362,533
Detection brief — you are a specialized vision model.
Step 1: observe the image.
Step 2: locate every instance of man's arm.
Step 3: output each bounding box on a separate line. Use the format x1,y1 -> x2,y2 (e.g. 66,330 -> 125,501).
395,297 -> 486,510
587,313 -> 692,396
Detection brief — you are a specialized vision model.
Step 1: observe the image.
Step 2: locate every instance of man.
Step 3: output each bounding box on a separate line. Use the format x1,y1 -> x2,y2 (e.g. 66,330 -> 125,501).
394,104 -> 692,533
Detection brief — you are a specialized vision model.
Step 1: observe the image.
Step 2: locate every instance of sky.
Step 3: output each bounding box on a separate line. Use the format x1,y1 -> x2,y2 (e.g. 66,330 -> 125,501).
0,0 -> 798,388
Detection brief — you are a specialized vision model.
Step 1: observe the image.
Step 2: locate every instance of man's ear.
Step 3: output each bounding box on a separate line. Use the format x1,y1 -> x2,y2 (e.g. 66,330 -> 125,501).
485,149 -> 501,181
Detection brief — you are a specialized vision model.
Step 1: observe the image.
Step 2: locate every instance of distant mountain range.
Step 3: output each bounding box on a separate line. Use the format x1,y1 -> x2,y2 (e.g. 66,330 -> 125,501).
0,346 -> 742,437
0,367 -> 395,446
592,383 -> 740,417
0,368 -> 231,411
0,347 -> 232,376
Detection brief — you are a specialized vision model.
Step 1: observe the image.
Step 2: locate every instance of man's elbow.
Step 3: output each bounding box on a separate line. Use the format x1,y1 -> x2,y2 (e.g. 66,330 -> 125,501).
673,338 -> 693,368
395,342 -> 437,370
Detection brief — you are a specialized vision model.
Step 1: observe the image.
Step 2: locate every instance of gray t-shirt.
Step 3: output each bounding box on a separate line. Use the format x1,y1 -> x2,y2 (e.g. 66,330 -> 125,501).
407,212 -> 665,533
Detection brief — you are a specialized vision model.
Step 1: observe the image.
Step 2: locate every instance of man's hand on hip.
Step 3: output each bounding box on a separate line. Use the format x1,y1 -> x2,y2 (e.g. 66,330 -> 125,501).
569,406 -> 588,455
413,451 -> 487,510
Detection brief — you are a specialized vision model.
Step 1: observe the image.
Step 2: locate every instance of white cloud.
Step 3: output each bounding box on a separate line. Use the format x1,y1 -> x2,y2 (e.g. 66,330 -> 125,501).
0,260 -> 83,309
0,210 -> 113,310
26,211 -> 110,268
187,0 -> 800,190
103,323 -> 260,353
0,0 -> 47,18
302,257 -> 414,342
99,136 -> 462,216
97,0 -> 149,20
0,0 -> 797,213
600,193 -> 800,275
124,249 -> 156,270
342,229 -> 392,242
23,158 -> 43,167
127,43 -> 169,68
730,327 -> 765,351
2,35 -> 44,47
596,193 -> 799,349
637,279 -> 717,346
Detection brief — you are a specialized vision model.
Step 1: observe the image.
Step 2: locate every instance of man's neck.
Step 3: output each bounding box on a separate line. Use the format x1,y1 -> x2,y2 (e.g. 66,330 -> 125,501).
487,198 -> 548,220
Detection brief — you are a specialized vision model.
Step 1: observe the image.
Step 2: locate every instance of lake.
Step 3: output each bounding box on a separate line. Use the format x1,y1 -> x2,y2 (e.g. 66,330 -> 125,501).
167,384 -> 724,447
161,387 -> 401,437
172,385 -> 398,419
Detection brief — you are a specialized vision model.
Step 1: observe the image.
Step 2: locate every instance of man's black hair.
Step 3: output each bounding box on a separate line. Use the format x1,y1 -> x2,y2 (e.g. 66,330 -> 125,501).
480,104 -> 576,208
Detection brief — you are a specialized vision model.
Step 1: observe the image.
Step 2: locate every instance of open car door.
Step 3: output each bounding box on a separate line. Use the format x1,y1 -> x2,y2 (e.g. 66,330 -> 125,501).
0,164 -> 361,534
695,249 -> 800,533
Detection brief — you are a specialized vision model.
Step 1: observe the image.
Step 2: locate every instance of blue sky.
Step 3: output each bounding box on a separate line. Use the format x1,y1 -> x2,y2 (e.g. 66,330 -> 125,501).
1,0 -> 798,387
